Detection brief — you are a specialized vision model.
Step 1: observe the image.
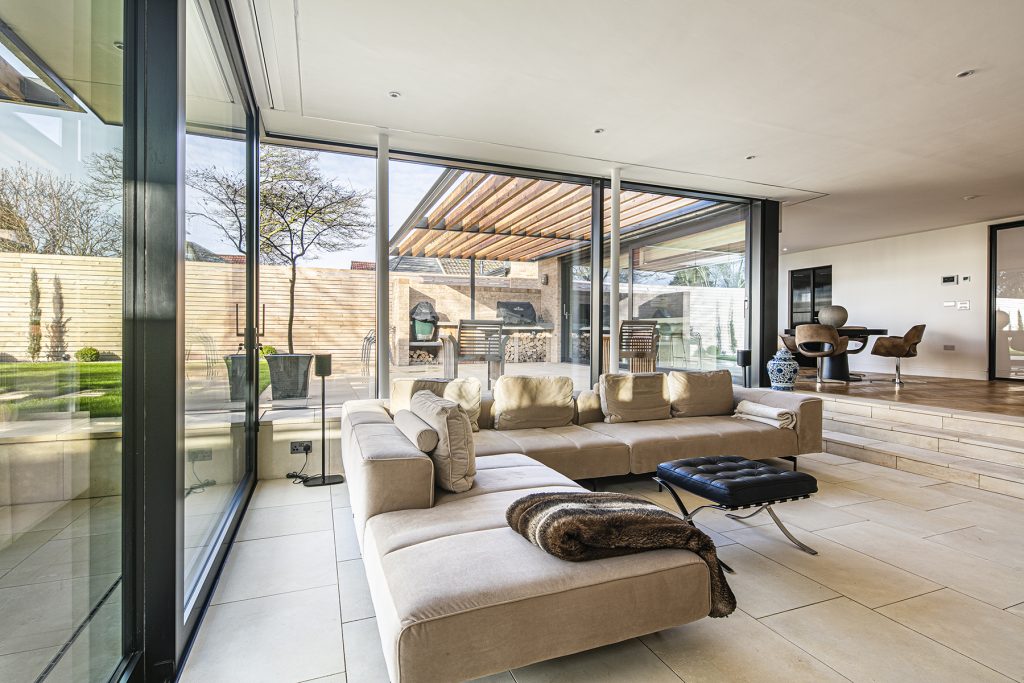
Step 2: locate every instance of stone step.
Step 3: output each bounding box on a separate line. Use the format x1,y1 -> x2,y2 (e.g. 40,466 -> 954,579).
823,411 -> 1024,457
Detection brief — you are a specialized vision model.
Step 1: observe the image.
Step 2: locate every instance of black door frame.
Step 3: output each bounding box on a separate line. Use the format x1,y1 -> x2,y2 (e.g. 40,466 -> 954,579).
988,219 -> 1024,382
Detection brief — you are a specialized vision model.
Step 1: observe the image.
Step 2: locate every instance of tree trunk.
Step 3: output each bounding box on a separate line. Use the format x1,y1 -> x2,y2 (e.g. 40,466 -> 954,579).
288,260 -> 297,353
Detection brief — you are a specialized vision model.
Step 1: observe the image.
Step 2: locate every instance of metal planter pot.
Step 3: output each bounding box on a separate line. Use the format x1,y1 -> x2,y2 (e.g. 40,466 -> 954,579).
223,354 -> 248,402
265,353 -> 313,399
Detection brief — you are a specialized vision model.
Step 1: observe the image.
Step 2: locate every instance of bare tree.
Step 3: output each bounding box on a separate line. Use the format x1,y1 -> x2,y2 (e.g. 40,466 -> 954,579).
187,145 -> 374,353
0,163 -> 121,256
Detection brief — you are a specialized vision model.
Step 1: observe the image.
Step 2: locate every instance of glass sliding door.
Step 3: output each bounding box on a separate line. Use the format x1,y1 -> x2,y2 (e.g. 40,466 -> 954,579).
993,221 -> 1024,380
0,1 -> 124,680
183,0 -> 254,609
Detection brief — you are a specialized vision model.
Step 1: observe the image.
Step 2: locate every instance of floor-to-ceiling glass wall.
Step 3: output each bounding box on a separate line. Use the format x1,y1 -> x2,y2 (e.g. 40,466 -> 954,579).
183,0 -> 256,602
389,163 -> 592,392
993,221 -> 1024,380
256,143 -> 376,480
0,2 -> 124,680
597,186 -> 751,382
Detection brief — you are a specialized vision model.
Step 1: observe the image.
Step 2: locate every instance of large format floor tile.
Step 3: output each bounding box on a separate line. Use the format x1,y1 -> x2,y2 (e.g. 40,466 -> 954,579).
342,618 -> 389,683
334,508 -> 361,561
927,524 -> 1024,569
764,597 -> 1010,682
878,588 -> 1024,681
819,521 -> 1024,608
716,544 -> 839,618
236,500 -> 333,541
337,559 -> 373,622
642,606 -> 845,682
842,499 -> 974,537
726,524 -> 940,608
249,479 -> 332,509
212,530 -> 336,604
513,638 -> 681,683
840,478 -> 970,510
181,585 -> 344,683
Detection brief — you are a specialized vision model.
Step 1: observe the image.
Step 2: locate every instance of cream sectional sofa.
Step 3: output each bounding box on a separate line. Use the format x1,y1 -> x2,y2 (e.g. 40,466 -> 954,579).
339,377 -> 822,683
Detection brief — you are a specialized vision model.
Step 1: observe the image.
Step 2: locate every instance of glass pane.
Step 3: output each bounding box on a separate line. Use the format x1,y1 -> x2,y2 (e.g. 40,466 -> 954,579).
389,167 -> 589,392
813,266 -> 832,321
0,1 -> 123,680
256,144 -> 376,479
601,188 -> 749,382
995,226 -> 1024,380
791,270 -> 813,325
183,0 -> 249,600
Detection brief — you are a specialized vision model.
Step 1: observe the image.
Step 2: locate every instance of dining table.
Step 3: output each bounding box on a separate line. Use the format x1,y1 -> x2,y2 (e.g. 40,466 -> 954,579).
784,326 -> 889,382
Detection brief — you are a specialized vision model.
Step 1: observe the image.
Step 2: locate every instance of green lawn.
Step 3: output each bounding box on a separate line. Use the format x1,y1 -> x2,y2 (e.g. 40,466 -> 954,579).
0,359 -> 272,419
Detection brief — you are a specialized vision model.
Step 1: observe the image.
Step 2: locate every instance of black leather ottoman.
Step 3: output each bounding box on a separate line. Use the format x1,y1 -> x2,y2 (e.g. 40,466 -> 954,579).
653,456 -> 819,556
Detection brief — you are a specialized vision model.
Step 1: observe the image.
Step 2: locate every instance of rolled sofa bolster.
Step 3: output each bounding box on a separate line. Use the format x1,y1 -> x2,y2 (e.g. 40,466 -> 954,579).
732,387 -> 823,454
575,389 -> 605,425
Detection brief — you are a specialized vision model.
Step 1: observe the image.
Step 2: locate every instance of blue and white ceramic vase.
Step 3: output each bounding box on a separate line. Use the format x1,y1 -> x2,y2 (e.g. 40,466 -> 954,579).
767,348 -> 799,391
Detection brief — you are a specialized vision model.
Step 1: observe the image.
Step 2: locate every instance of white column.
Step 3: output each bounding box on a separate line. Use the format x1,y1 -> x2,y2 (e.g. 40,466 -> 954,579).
376,132 -> 390,397
609,167 -> 621,372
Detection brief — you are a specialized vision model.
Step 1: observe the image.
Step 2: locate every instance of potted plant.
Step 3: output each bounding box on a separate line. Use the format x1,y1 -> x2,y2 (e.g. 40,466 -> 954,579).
264,350 -> 312,400
223,344 -> 248,402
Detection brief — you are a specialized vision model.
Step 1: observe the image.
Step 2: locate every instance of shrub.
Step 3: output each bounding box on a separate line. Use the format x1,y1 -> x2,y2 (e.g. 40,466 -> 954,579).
260,345 -> 278,356
27,269 -> 41,361
75,347 -> 101,362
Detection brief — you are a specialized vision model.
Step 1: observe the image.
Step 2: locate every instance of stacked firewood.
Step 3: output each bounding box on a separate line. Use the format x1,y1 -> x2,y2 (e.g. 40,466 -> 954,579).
409,349 -> 438,365
505,332 -> 551,363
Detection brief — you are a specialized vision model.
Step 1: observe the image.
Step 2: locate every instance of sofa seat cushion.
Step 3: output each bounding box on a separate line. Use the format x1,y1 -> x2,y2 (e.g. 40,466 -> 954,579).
472,429 -> 522,457
491,426 -> 630,480
585,416 -> 798,475
363,498 -> 710,683
434,454 -> 578,505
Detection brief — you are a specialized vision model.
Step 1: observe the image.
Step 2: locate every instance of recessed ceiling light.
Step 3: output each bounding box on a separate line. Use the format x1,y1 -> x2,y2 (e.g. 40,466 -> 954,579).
955,69 -> 976,78
388,91 -> 402,98
113,40 -> 124,51
593,128 -> 605,134
962,194 -> 981,201
782,247 -> 788,252
745,154 -> 757,160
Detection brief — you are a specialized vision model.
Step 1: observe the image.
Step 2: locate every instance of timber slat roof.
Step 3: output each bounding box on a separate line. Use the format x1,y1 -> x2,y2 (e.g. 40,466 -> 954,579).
390,170 -> 715,262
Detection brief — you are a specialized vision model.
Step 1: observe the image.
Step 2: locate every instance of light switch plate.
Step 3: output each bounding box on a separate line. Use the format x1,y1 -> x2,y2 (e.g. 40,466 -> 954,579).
956,300 -> 970,310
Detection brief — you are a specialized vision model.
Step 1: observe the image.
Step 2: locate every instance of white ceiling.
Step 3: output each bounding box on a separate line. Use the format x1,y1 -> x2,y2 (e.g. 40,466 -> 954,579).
229,0 -> 1024,252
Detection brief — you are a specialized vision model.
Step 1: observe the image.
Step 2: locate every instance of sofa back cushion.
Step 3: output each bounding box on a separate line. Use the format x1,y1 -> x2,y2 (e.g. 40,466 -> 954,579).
410,390 -> 476,492
393,409 -> 439,452
599,372 -> 671,423
669,370 -> 735,417
391,377 -> 482,431
493,375 -> 575,430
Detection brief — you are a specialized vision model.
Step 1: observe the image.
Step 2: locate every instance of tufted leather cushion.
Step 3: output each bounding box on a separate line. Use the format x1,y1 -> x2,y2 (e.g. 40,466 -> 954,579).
657,456 -> 817,507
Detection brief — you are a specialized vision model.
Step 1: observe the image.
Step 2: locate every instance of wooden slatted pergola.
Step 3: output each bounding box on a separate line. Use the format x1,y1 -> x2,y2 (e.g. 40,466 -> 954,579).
389,170 -> 716,262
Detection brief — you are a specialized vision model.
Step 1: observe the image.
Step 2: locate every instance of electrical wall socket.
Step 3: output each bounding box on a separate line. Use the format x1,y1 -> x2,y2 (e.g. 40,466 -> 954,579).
290,441 -> 313,454
188,448 -> 213,462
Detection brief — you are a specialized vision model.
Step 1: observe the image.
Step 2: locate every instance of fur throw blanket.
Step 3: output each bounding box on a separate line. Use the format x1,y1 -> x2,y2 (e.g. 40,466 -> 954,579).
506,491 -> 736,618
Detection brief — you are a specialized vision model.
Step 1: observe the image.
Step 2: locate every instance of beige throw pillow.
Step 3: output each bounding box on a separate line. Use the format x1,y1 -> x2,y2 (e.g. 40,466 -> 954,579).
493,376 -> 574,430
669,370 -> 735,417
410,390 -> 475,492
390,377 -> 482,431
599,373 -> 670,423
393,409 -> 440,452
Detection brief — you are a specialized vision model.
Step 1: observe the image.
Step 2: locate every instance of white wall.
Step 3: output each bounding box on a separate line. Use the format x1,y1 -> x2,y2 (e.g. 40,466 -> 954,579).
779,215 -> 1024,380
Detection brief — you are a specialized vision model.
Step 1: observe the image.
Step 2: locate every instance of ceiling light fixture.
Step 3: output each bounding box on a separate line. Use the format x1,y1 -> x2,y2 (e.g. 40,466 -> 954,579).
782,247 -> 788,252
388,91 -> 402,99
962,194 -> 981,201
593,128 -> 605,134
113,41 -> 124,51
955,69 -> 976,78
745,155 -> 757,160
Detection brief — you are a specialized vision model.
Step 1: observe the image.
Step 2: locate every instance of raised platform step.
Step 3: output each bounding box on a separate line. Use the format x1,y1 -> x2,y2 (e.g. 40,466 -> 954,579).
824,432 -> 1024,500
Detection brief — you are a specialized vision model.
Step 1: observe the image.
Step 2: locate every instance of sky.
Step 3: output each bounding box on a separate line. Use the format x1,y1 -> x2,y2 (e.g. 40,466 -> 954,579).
0,100 -> 444,271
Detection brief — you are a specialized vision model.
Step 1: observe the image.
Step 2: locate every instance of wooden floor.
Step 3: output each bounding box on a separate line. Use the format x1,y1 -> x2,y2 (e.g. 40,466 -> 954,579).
794,371 -> 1024,417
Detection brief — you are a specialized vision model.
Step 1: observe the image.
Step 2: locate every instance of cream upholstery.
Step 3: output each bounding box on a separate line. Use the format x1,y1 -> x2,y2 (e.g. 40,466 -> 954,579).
410,391 -> 476,493
341,381 -> 823,683
575,388 -> 604,425
473,425 -> 630,480
668,369 -> 735,417
393,410 -> 439,452
390,377 -> 483,431
493,375 -> 574,430
360,454 -> 710,683
598,372 -> 671,423
586,417 -> 799,474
